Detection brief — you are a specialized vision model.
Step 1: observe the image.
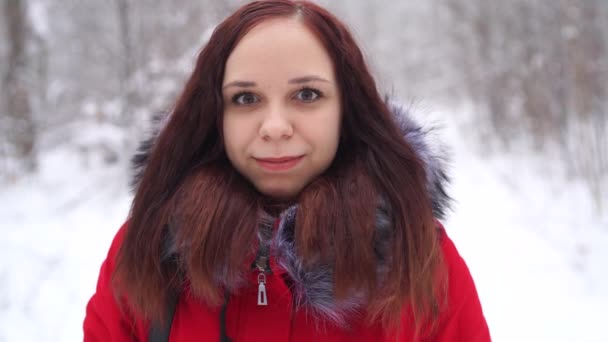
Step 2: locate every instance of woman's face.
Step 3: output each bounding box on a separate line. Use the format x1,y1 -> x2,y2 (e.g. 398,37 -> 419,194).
222,18 -> 341,200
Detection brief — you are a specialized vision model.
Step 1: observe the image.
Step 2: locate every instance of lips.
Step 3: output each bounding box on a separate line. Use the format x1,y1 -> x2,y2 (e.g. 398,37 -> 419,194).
254,155 -> 303,171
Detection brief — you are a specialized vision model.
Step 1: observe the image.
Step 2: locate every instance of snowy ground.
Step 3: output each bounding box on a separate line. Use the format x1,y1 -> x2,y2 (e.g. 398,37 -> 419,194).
0,109 -> 606,341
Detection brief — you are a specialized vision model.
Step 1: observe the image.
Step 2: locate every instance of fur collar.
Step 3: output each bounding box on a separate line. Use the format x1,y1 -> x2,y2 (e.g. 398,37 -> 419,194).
131,101 -> 451,327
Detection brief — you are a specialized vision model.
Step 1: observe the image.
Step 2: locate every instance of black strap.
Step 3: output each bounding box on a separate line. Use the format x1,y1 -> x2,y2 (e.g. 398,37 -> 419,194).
219,290 -> 233,342
147,289 -> 232,342
148,290 -> 179,342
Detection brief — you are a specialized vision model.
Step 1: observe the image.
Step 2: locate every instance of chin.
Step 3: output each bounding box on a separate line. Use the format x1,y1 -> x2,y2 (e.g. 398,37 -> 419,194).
256,183 -> 302,201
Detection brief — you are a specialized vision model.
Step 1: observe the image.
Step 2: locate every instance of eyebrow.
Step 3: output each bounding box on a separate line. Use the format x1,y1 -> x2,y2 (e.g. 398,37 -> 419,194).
222,80 -> 256,89
288,75 -> 331,84
222,75 -> 331,89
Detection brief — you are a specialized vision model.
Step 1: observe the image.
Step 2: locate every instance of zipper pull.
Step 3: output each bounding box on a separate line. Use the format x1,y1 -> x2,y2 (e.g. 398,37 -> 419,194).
257,272 -> 268,306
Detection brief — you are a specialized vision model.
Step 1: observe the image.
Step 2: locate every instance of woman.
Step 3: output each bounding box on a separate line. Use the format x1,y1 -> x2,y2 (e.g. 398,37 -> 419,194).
83,1 -> 490,341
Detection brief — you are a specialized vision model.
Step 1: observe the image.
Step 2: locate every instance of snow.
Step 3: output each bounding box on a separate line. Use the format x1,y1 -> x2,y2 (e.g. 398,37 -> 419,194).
436,107 -> 608,342
0,109 -> 607,341
0,145 -> 131,341
28,1 -> 50,38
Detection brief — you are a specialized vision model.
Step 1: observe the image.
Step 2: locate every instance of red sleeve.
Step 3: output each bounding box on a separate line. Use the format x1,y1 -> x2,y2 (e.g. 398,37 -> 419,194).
83,221 -> 147,341
434,227 -> 491,341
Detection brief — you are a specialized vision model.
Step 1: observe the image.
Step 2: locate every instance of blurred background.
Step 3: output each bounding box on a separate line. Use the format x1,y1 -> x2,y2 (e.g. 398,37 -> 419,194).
0,0 -> 606,341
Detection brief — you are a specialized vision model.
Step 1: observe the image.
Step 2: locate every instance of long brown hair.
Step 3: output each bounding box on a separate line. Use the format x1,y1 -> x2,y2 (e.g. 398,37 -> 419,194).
114,0 -> 445,334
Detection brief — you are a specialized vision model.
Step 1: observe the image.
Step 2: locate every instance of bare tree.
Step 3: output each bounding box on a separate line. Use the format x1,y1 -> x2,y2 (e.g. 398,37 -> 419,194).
2,0 -> 36,176
115,0 -> 136,126
436,0 -> 607,214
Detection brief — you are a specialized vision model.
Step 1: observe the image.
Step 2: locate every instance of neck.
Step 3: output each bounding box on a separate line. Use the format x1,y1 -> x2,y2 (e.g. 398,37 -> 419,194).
261,197 -> 294,217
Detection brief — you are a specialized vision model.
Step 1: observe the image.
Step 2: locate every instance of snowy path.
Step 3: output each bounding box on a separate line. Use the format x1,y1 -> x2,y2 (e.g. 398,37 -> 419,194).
0,151 -> 132,342
444,148 -> 608,342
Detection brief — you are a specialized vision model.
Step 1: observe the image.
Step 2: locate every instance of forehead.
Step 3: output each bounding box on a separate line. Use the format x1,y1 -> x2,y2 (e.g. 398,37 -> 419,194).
223,18 -> 335,83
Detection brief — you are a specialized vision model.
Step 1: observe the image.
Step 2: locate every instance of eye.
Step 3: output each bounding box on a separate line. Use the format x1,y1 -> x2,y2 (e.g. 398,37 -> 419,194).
294,87 -> 323,103
232,92 -> 259,105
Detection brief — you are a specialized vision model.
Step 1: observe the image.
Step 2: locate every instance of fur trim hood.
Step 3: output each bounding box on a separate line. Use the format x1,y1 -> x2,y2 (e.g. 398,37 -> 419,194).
130,102 -> 451,327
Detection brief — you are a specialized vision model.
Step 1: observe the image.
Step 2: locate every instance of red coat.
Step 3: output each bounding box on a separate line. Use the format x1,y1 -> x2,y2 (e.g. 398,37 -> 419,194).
84,221 -> 490,341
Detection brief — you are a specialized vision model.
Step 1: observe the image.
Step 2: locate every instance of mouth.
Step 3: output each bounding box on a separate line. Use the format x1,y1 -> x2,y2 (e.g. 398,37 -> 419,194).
254,155 -> 304,171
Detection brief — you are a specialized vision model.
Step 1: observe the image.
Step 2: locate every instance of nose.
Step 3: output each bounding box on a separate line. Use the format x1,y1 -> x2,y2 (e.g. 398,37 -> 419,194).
258,104 -> 293,141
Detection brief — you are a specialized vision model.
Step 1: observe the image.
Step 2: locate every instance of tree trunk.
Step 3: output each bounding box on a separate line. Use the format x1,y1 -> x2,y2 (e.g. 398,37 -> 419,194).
115,0 -> 135,126
2,0 -> 36,174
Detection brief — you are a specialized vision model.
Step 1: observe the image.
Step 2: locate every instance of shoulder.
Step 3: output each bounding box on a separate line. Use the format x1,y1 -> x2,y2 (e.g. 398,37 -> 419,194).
436,222 -> 471,282
95,220 -> 130,280
107,220 -> 130,264
435,221 -> 479,302
84,220 -> 149,341
433,222 -> 492,341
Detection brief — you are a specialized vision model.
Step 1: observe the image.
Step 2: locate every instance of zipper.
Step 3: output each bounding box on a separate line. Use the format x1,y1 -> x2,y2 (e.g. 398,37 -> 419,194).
257,270 -> 268,306
254,219 -> 276,307
255,254 -> 271,306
